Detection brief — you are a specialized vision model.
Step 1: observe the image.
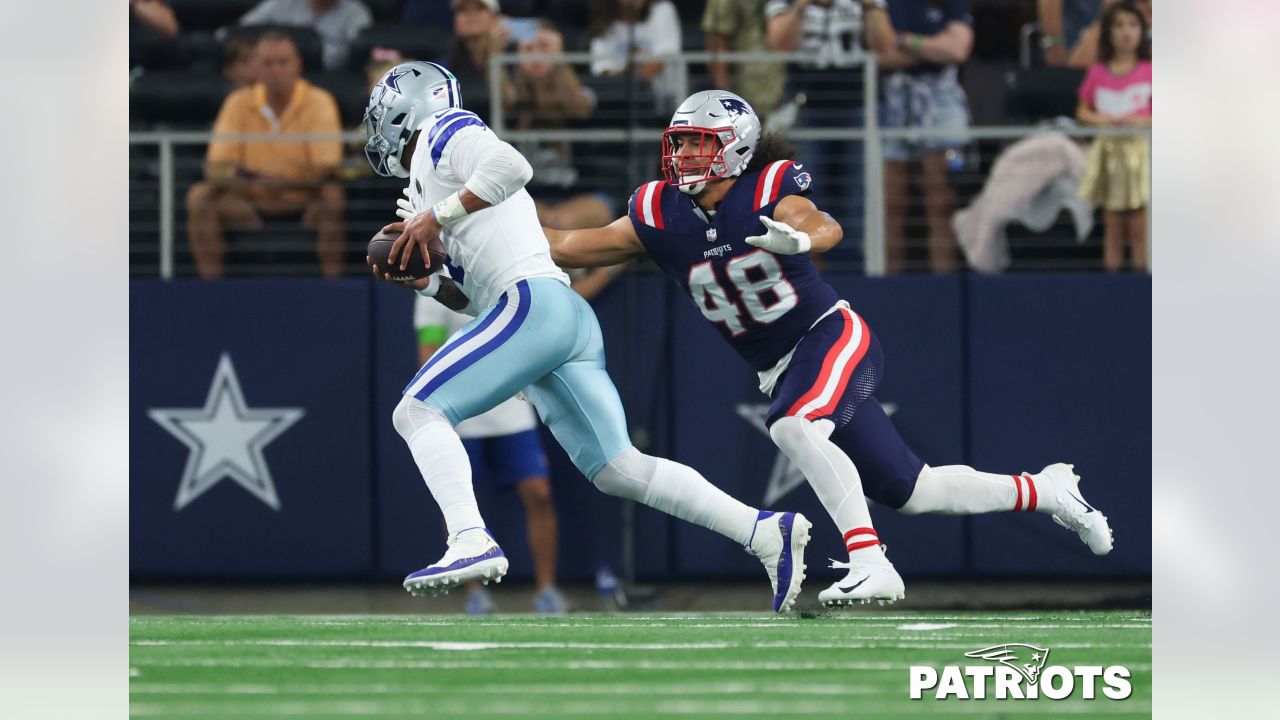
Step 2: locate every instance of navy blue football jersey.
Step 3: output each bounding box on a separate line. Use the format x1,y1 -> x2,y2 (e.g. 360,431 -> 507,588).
628,160 -> 841,371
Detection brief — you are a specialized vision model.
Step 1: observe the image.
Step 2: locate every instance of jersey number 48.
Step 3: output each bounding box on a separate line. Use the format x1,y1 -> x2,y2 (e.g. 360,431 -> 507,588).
688,250 -> 798,336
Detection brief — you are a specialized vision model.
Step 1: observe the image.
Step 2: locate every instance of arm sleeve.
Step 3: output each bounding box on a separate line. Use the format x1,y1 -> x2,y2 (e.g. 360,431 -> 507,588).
764,1 -> 791,21
445,127 -> 534,206
307,90 -> 344,170
947,0 -> 974,25
206,93 -> 243,166
1077,65 -> 1099,107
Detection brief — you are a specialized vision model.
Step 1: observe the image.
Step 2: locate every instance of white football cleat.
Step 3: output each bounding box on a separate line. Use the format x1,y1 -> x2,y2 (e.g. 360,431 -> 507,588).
746,511 -> 812,613
403,528 -> 509,597
818,547 -> 906,607
1040,463 -> 1113,555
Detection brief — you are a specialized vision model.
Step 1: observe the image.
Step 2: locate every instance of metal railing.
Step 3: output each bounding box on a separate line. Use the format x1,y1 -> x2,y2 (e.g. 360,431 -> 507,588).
130,51 -> 1152,278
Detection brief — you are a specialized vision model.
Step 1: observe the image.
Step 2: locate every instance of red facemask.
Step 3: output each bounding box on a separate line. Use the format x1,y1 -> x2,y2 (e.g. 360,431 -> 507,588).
661,126 -> 736,187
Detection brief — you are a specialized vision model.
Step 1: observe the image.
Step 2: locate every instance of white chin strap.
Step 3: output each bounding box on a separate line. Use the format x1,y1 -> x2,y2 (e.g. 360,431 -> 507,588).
677,174 -> 708,195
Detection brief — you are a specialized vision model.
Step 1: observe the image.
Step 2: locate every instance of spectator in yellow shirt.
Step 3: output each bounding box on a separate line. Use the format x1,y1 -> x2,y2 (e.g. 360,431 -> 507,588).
186,31 -> 346,278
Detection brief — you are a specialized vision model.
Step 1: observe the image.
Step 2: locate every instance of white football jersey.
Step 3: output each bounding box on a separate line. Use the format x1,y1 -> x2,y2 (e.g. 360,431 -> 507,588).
406,109 -> 569,315
413,295 -> 539,439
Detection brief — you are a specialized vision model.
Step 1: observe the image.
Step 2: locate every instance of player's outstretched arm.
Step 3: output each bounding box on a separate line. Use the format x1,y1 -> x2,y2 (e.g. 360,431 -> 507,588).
770,194 -> 844,254
544,216 -> 647,268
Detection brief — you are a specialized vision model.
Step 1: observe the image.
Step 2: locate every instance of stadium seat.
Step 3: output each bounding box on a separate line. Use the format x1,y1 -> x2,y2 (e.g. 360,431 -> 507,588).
363,0 -> 407,24
1003,67 -> 1086,122
502,0 -> 539,17
168,0 -> 259,33
131,72 -> 234,128
311,71 -> 376,126
225,24 -> 326,74
347,24 -> 453,70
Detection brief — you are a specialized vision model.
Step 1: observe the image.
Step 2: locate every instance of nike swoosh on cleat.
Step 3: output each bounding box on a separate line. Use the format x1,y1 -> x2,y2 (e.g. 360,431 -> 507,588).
1068,493 -> 1096,513
836,576 -> 871,593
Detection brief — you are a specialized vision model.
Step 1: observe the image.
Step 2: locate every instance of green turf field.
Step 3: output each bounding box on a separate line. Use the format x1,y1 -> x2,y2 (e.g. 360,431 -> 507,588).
130,611 -> 1151,718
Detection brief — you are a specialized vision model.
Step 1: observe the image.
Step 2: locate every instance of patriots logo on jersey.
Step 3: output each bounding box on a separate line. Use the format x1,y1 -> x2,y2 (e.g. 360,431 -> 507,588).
719,97 -> 753,118
793,171 -> 813,191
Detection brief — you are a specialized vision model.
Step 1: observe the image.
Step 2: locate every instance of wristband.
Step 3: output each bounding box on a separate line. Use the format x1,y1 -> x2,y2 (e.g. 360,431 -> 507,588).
908,34 -> 924,53
1039,34 -> 1064,49
432,192 -> 468,226
414,274 -> 444,298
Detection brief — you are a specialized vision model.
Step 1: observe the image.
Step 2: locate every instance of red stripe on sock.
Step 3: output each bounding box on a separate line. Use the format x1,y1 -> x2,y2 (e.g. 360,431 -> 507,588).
846,539 -> 881,552
842,527 -> 878,542
1023,473 -> 1038,512
1012,474 -> 1023,512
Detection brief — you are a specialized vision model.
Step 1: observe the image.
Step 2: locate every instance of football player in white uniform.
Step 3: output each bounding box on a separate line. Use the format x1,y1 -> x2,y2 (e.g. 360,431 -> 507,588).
363,61 -> 813,613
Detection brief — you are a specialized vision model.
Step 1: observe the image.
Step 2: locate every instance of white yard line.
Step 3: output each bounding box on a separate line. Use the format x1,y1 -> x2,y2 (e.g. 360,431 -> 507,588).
129,681 -> 881,697
131,637 -> 1151,651
130,657 -> 906,671
132,639 -> 732,651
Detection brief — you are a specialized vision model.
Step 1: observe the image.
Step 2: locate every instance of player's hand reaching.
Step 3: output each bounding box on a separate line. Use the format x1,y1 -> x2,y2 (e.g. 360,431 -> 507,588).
745,215 -> 812,255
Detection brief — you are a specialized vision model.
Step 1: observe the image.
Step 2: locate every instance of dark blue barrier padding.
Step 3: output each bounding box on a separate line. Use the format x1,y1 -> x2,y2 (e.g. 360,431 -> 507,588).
130,280 -> 373,578
129,273 -> 1151,581
965,274 -> 1151,576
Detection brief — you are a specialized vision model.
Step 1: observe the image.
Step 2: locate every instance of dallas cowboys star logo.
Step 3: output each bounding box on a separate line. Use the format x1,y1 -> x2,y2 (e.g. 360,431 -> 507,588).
736,400 -> 897,505
381,67 -> 411,93
148,353 -> 305,511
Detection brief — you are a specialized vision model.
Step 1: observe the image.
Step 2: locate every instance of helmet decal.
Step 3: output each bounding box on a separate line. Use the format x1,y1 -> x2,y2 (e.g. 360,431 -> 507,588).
662,91 -> 761,195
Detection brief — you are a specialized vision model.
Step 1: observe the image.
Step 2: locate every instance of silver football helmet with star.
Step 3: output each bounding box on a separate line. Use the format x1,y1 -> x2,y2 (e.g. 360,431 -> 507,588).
662,90 -> 762,195
363,61 -> 462,178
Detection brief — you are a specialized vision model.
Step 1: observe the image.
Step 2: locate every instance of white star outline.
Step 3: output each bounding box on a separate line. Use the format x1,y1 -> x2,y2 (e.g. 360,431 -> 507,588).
735,401 -> 897,506
147,353 -> 305,511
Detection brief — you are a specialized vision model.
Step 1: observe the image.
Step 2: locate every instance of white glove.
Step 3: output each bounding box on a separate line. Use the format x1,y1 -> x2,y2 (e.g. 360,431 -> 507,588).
745,215 -> 811,255
395,186 -> 420,220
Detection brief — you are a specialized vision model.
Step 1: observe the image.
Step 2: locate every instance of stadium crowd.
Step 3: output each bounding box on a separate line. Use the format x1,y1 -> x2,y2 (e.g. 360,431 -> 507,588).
129,0 -> 1153,276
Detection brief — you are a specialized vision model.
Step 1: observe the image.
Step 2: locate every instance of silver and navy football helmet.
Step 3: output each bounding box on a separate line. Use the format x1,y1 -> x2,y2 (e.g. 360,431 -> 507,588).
363,61 -> 462,178
662,90 -> 762,195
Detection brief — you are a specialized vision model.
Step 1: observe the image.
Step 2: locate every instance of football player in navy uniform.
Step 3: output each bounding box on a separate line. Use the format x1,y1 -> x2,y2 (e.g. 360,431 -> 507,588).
545,90 -> 1114,606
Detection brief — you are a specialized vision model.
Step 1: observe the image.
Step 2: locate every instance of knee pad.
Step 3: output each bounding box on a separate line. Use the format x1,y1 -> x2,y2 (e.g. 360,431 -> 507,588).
897,465 -> 937,515
768,416 -> 805,452
768,416 -> 835,454
589,447 -> 651,501
391,395 -> 450,442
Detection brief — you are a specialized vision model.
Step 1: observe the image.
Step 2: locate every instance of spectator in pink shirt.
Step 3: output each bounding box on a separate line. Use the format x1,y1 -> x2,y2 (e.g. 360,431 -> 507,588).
1076,1 -> 1150,272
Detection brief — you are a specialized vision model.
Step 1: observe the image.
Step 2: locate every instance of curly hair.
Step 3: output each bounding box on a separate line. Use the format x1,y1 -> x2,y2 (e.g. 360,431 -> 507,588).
744,132 -> 797,174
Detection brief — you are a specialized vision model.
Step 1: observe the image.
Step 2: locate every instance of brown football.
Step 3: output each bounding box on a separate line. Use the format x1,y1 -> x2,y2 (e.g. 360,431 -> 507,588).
367,230 -> 446,280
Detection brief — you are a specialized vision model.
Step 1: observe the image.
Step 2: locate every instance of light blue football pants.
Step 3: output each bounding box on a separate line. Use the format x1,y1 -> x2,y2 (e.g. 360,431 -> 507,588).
404,277 -> 632,479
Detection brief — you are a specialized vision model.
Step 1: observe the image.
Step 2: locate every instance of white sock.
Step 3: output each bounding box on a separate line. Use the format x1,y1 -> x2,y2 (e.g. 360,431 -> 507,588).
592,448 -> 758,545
769,417 -> 883,561
392,396 -> 486,536
900,465 -> 1059,515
